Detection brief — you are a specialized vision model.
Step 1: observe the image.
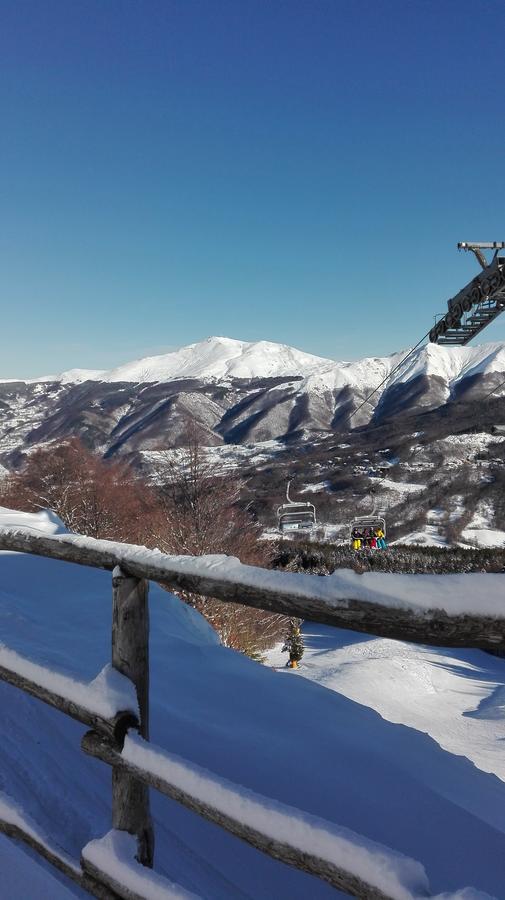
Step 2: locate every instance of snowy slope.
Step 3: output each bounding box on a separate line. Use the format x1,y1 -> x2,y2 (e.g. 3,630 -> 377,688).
56,337 -> 330,384
267,626 -> 505,783
0,510 -> 505,898
100,337 -> 330,383
0,505 -> 68,535
390,342 -> 505,392
0,835 -> 76,899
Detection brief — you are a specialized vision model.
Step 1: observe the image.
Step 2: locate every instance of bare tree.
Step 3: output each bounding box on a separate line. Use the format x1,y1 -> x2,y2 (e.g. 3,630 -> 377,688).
151,428 -> 264,560
0,439 -> 154,543
151,426 -> 288,654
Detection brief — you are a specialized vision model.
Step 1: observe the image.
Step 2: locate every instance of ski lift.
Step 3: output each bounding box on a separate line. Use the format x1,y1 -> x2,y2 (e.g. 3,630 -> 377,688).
350,514 -> 387,539
277,479 -> 316,533
428,242 -> 505,346
350,501 -> 387,549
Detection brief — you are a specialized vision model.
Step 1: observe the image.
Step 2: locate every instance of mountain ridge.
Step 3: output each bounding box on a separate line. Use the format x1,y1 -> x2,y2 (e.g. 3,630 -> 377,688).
4,335 -> 505,395
2,336 -> 505,548
1,335 -> 505,473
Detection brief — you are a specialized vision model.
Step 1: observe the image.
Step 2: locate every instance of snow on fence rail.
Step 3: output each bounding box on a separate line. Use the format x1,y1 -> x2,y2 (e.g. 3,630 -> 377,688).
0,526 -> 505,648
0,646 -> 138,742
0,791 -> 117,900
0,524 -> 502,900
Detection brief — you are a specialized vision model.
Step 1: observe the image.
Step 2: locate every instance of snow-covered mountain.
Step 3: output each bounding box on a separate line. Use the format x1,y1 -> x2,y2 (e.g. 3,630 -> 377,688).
0,334 -> 496,386
2,334 -> 505,400
96,336 -> 330,383
1,335 -> 505,473
8,335 -> 505,392
3,337 -> 331,385
7,335 -> 505,405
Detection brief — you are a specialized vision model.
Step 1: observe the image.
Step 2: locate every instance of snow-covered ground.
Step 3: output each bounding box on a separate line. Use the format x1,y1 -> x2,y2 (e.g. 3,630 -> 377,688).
397,508 -> 449,547
267,627 -> 505,782
1,508 -> 505,897
142,439 -> 285,477
376,478 -> 426,495
0,834 -> 75,899
300,480 -> 332,493
397,503 -> 505,550
461,501 -> 505,549
0,505 -> 67,534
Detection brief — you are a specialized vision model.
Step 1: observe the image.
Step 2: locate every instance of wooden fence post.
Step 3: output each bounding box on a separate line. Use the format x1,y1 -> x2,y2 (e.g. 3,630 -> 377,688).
111,567 -> 154,868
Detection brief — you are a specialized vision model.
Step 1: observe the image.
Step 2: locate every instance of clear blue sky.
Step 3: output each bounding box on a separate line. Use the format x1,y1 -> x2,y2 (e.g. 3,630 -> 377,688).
1,0 -> 505,377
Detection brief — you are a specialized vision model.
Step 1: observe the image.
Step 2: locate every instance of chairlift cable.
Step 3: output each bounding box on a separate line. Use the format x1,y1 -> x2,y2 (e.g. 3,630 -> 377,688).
350,329 -> 432,423
474,373 -> 505,406
345,329 -> 432,551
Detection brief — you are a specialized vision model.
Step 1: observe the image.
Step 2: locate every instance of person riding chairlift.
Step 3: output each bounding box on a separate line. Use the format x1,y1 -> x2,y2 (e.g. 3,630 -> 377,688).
375,526 -> 387,550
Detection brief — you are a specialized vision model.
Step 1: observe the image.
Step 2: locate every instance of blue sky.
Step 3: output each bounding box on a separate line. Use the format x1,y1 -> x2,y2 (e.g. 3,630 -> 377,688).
1,0 -> 505,376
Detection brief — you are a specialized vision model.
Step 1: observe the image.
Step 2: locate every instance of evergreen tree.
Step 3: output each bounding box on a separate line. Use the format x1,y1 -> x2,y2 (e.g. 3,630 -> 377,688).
282,618 -> 304,669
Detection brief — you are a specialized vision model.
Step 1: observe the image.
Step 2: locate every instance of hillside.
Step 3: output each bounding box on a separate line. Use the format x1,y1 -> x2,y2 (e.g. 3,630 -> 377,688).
0,507 -> 504,898
2,336 -> 505,549
2,337 -> 505,461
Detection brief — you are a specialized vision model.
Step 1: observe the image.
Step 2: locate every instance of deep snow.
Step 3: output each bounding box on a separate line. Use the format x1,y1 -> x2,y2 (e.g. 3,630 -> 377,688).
0,833 -> 76,899
0,509 -> 505,897
82,830 -> 199,900
267,627 -> 505,784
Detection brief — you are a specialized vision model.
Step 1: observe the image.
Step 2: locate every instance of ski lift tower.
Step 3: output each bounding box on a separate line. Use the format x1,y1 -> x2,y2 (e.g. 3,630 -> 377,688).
429,243 -> 505,345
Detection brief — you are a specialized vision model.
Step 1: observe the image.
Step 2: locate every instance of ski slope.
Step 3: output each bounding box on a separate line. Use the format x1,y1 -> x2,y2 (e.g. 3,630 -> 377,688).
0,508 -> 504,898
267,627 -> 505,782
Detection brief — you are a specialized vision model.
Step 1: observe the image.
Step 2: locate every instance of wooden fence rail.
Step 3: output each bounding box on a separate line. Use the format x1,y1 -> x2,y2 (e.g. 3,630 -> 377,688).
0,657 -> 138,743
0,815 -> 120,899
1,527 -> 504,649
0,525 -> 503,900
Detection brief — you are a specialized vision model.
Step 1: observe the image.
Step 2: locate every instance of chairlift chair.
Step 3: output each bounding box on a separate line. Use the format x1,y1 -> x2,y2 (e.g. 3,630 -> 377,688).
350,495 -> 387,546
350,514 -> 387,540
277,480 -> 316,533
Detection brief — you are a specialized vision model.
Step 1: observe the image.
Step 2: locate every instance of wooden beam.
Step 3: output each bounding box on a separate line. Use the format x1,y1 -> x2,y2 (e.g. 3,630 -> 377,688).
111,570 -> 154,868
0,818 -> 121,900
81,853 -> 191,900
0,528 -> 504,650
81,858 -> 149,900
82,730 -> 392,900
0,661 -> 137,743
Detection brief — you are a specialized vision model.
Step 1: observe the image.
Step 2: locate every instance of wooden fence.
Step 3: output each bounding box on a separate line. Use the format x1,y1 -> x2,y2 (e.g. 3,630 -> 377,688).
0,526 -> 503,900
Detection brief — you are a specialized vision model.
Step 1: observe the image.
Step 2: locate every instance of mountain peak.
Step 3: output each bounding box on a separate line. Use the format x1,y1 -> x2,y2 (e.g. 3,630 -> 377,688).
54,336 -> 333,384
4,336 -> 505,390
